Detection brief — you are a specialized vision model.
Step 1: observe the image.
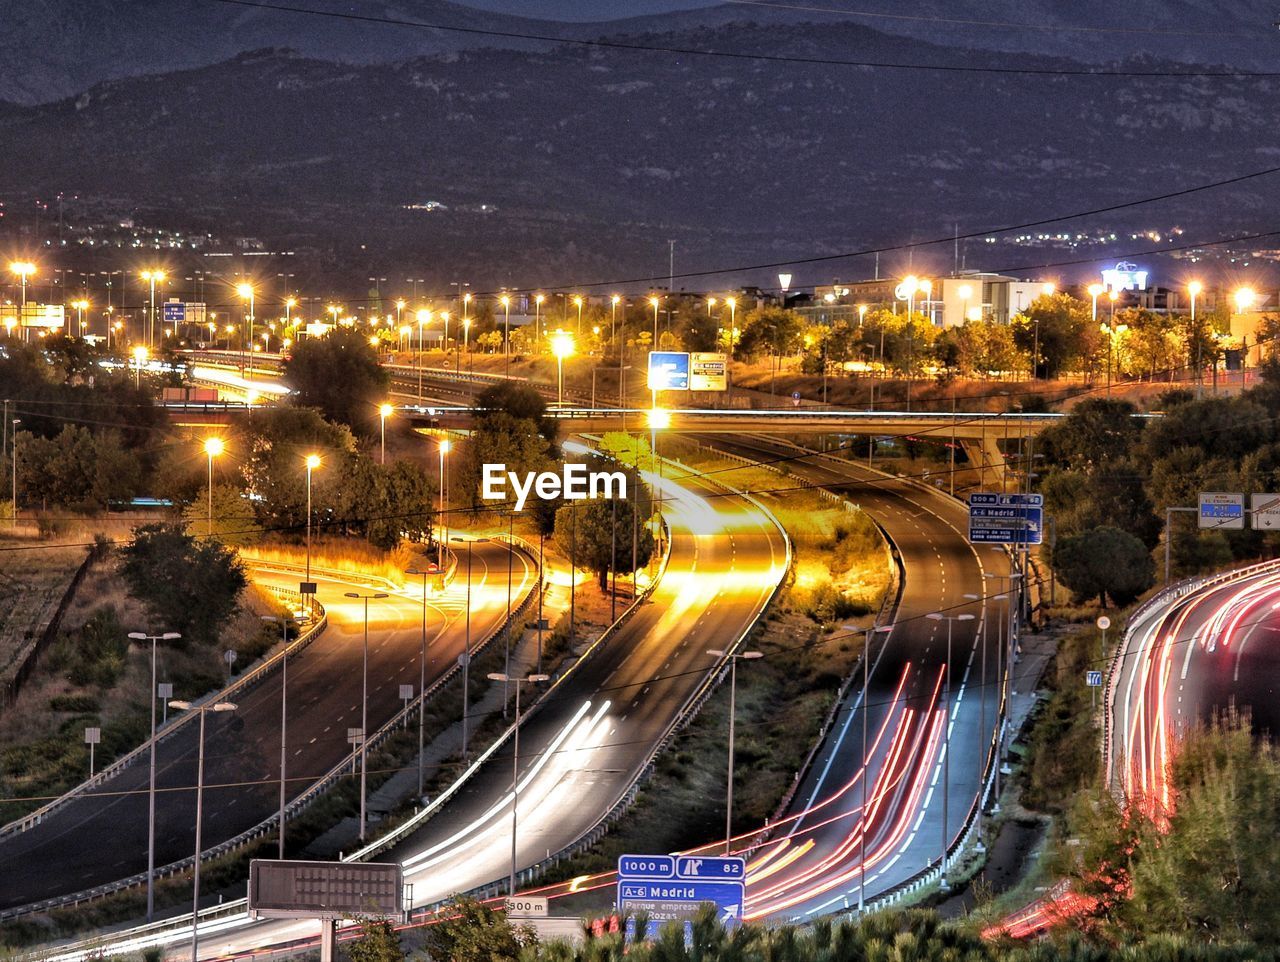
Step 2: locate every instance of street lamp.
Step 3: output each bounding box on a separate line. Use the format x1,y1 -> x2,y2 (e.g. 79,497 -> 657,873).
551,329 -> 574,407
486,671 -> 550,896
610,294 -> 621,345
167,697 -> 236,962
440,310 -> 451,357
1189,281 -> 1204,395
261,615 -> 292,858
141,270 -> 165,346
405,564 -> 442,798
1105,289 -> 1120,395
451,536 -> 490,760
9,418 -> 19,527
395,298 -> 405,330
304,454 -> 320,586
572,295 -> 583,335
1235,286 -> 1256,313
534,293 -> 545,340
858,623 -> 893,913
379,403 -> 393,464
648,296 -> 660,346
202,437 -> 224,539
926,611 -> 975,891
285,296 -> 296,326
1087,282 -> 1104,326
343,590 -> 388,840
416,309 -> 430,400
127,630 -> 182,922
437,439 -> 451,568
8,261 -> 35,309
132,345 -> 148,388
706,649 -> 763,854
500,295 -> 511,373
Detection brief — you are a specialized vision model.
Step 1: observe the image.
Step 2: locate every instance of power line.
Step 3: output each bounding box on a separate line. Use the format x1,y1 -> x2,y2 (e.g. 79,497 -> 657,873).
207,0 -> 1280,79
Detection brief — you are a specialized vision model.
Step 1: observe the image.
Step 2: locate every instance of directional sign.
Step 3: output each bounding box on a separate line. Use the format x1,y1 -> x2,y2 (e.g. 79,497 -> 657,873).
689,352 -> 728,391
1199,492 -> 1244,530
1251,493 -> 1280,530
163,300 -> 186,324
647,351 -> 690,391
503,896 -> 548,917
618,854 -> 744,925
967,493 -> 1043,545
1085,671 -> 1103,687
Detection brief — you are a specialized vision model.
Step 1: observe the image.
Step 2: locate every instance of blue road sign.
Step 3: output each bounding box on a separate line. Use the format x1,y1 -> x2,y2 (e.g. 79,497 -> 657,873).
648,351 -> 690,391
162,301 -> 186,324
618,854 -> 745,924
967,492 -> 1043,545
1086,671 -> 1103,687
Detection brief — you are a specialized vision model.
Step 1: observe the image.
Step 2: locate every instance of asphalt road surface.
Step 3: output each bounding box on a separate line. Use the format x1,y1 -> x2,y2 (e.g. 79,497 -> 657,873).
0,542 -> 532,912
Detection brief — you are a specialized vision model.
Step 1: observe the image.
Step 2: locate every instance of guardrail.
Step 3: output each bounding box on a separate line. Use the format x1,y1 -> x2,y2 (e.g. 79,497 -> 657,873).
1101,557 -> 1280,796
0,583 -> 328,841
0,548 -> 537,922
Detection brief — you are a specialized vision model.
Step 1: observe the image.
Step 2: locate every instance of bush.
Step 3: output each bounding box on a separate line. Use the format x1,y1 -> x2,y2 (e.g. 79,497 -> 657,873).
48,693 -> 99,713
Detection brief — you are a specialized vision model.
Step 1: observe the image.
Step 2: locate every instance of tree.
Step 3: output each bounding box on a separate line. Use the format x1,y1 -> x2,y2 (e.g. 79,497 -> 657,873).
1051,526 -> 1153,607
736,307 -> 802,361
283,326 -> 390,432
15,425 -> 142,510
423,896 -> 536,962
345,919 -> 404,962
241,407 -> 358,536
182,482 -> 263,546
475,382 -> 558,442
1038,398 -> 1143,471
120,523 -> 247,643
454,412 -> 558,514
553,464 -> 655,590
1013,293 -> 1091,379
676,307 -> 719,352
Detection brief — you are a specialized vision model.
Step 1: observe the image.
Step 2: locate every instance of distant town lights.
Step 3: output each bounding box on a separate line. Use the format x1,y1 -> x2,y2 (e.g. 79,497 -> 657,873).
1235,287 -> 1257,312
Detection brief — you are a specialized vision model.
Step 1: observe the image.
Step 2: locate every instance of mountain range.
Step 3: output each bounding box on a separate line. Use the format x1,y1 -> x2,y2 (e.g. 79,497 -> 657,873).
2,10 -> 1279,290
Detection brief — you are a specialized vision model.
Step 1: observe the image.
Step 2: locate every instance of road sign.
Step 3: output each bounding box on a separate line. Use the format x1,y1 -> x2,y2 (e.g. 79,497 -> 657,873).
967,493 -> 1043,545
647,351 -> 690,391
792,391 -> 802,407
504,896 -> 548,917
1096,616 -> 1111,631
617,854 -> 744,925
248,859 -> 403,921
1252,493 -> 1280,530
299,581 -> 317,595
1199,492 -> 1244,530
163,300 -> 186,324
1085,671 -> 1103,687
689,352 -> 728,391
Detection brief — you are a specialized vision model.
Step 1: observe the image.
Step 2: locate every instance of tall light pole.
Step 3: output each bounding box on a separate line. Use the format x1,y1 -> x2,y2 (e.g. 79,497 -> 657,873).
572,295 -> 583,336
460,294 -> 471,373
551,330 -> 574,407
202,437 -> 223,539
500,295 -> 511,374
10,417 -> 19,527
127,630 -> 181,922
406,566 -> 436,798
343,590 -> 388,841
416,309 -> 430,400
1106,289 -> 1119,395
534,293 -> 545,341
141,270 -> 165,347
451,536 -> 489,761
285,296 -> 296,328
9,261 -> 35,310
378,403 -> 393,465
610,294 -> 620,346
440,310 -> 450,358
486,672 -> 549,896
437,440 -> 451,569
261,615 -> 292,858
926,611 -> 974,890
706,649 -> 762,854
167,697 -> 236,962
858,623 -> 893,913
304,454 -> 320,590
1188,281 -> 1204,397
395,298 -> 405,331
133,345 -> 148,389
649,296 -> 660,347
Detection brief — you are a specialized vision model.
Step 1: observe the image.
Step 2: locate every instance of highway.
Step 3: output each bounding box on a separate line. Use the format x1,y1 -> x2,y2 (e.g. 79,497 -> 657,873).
695,437 -> 1007,919
0,543 -> 534,913
38,459 -> 787,960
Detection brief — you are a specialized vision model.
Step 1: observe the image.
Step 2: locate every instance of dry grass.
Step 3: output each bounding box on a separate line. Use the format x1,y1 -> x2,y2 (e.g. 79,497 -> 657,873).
240,538 -> 421,587
0,534 -> 92,685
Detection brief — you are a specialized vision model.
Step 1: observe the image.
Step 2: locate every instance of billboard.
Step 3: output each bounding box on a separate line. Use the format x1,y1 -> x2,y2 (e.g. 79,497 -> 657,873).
248,859 -> 403,921
690,352 -> 728,391
1,303 -> 65,329
648,351 -> 690,391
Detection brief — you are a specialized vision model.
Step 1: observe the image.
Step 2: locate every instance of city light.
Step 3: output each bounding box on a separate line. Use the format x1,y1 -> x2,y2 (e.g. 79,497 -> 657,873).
647,407 -> 671,430
203,437 -> 224,458
1235,287 -> 1256,312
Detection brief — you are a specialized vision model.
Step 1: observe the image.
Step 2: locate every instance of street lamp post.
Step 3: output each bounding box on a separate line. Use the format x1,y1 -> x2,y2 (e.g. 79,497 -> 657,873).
127,630 -> 182,922
167,697 -> 236,962
203,437 -> 223,539
343,591 -> 388,841
486,672 -> 550,896
141,270 -> 165,347
11,418 -> 20,527
133,345 -> 147,389
706,649 -> 763,854
1106,290 -> 1119,395
405,566 -> 437,799
500,295 -> 511,374
452,536 -> 490,760
1188,281 -> 1204,397
379,404 -> 393,465
858,624 -> 893,912
926,611 -> 974,890
437,440 -> 451,568
236,283 -> 254,375
261,615 -> 292,858
551,330 -> 574,407
649,296 -> 660,347
573,295 -> 583,336
534,294 -> 545,341
416,309 -> 430,401
304,454 -> 320,587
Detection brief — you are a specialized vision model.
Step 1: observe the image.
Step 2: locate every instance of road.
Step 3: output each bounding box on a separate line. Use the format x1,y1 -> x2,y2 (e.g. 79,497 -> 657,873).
41,459 -> 787,960
699,438 -> 1007,920
0,542 -> 533,913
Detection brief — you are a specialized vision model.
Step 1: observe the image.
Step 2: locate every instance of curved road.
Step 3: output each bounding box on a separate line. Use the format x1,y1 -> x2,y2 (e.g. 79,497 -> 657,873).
0,543 -> 533,912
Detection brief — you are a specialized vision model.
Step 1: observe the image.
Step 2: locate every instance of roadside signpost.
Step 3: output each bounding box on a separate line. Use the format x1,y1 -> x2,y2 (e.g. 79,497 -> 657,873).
1085,670 -> 1102,709
966,493 -> 1043,545
690,352 -> 728,391
1251,493 -> 1280,530
1198,492 -> 1244,530
647,352 -> 690,391
504,896 -> 549,918
617,854 -> 745,926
